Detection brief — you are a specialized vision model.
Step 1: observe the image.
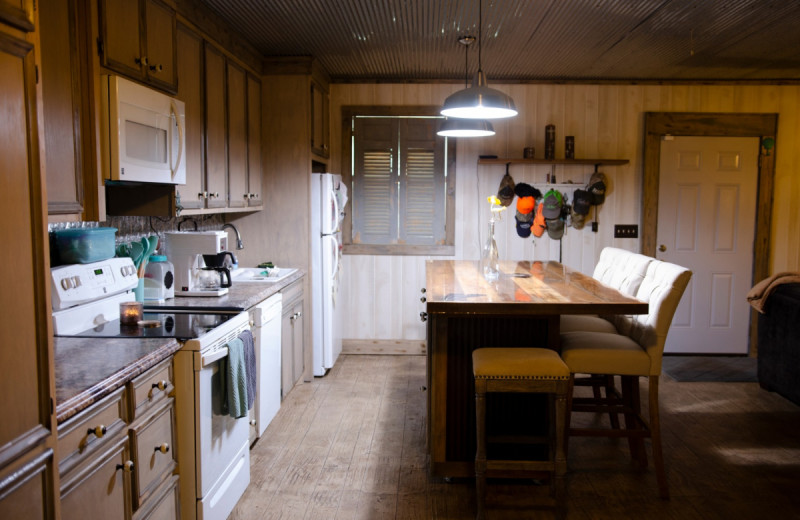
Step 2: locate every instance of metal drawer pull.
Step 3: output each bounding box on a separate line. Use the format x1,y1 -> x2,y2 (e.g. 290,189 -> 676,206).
151,380 -> 169,392
116,460 -> 134,473
154,443 -> 170,454
420,296 -> 426,303
87,425 -> 107,438
420,312 -> 427,322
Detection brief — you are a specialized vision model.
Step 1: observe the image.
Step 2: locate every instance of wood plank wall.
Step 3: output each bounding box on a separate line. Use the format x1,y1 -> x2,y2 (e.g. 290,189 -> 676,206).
329,84 -> 800,344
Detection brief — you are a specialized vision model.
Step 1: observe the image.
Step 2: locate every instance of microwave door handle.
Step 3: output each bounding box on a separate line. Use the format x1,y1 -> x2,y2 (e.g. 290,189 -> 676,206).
170,100 -> 184,179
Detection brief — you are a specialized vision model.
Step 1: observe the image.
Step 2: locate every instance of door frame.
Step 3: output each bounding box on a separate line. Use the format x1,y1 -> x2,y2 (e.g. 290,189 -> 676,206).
642,112 -> 778,350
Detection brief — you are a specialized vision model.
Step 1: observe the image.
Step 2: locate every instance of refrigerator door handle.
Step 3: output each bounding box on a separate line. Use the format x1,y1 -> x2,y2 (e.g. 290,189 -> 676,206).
329,185 -> 340,234
329,235 -> 339,281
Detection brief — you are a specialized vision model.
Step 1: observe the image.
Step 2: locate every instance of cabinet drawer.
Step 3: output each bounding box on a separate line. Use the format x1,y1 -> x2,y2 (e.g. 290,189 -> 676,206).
129,358 -> 173,420
133,474 -> 179,520
58,387 -> 127,476
281,279 -> 303,309
131,400 -> 176,509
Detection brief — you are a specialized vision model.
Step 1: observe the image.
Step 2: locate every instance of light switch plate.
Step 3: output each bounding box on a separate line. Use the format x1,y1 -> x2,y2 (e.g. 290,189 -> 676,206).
614,224 -> 638,238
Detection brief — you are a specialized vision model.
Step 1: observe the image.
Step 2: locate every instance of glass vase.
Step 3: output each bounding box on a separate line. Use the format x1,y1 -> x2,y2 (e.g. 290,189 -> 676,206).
481,218 -> 500,281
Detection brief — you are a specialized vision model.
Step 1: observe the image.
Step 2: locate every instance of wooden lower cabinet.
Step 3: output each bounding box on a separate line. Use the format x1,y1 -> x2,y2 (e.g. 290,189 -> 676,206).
58,361 -> 178,519
0,447 -> 55,520
281,279 -> 305,398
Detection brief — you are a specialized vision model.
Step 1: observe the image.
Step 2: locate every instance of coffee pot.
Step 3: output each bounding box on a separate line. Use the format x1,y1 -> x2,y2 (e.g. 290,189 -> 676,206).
202,251 -> 237,268
198,266 -> 232,290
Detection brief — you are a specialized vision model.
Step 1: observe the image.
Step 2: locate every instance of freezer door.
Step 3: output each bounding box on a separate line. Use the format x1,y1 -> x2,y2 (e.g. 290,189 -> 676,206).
321,174 -> 339,235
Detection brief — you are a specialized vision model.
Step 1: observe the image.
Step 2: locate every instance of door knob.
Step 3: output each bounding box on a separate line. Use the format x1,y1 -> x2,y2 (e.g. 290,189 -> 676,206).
658,244 -> 667,252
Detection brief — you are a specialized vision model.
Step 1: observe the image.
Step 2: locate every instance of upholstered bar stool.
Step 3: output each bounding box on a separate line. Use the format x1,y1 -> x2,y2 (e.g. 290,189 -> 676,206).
472,348 -> 570,519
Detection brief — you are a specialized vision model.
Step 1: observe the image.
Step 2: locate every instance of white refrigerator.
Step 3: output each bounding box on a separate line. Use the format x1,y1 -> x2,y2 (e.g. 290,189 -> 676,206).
310,173 -> 347,376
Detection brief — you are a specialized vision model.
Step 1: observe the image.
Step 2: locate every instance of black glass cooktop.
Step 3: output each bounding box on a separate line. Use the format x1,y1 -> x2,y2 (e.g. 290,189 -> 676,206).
61,312 -> 238,341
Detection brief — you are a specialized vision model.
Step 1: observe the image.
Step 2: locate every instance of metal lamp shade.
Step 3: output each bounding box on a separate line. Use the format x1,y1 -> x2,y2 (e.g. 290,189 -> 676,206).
441,70 -> 517,120
437,118 -> 495,137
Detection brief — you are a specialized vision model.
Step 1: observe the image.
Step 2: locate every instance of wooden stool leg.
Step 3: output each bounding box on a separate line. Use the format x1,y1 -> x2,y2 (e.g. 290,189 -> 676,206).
564,375 -> 574,459
605,375 -> 621,429
475,380 -> 487,520
649,376 -> 670,499
622,375 -> 647,467
554,388 -> 568,518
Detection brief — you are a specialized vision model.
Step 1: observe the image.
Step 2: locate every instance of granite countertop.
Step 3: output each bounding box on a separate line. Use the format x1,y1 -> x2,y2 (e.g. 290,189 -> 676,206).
55,336 -> 181,424
54,269 -> 306,424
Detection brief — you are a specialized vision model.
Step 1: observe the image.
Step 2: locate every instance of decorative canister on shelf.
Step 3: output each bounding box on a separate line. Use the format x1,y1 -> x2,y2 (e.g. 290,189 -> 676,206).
524,146 -> 535,159
565,136 -> 575,159
544,124 -> 555,159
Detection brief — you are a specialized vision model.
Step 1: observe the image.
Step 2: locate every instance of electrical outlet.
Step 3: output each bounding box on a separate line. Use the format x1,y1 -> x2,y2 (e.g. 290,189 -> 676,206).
614,224 -> 638,238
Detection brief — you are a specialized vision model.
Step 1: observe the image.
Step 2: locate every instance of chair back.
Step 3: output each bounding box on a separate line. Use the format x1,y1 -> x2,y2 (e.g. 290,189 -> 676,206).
593,247 -> 653,296
627,260 -> 692,375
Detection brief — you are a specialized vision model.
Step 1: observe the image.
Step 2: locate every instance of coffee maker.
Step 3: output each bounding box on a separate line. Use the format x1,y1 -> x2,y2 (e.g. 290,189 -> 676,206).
164,231 -> 238,296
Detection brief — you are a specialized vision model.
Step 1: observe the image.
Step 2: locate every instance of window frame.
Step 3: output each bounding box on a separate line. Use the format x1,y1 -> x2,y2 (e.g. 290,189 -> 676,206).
340,105 -> 456,256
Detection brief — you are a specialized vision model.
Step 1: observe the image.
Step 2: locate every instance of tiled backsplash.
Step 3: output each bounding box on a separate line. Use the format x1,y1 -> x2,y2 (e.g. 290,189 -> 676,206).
48,214 -> 225,265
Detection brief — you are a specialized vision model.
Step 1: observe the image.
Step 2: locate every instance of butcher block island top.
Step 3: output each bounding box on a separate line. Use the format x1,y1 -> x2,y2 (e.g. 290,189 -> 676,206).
425,260 -> 648,316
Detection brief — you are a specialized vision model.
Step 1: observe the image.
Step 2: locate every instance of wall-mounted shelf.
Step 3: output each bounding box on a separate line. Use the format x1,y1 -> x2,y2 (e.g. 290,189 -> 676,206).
478,158 -> 629,166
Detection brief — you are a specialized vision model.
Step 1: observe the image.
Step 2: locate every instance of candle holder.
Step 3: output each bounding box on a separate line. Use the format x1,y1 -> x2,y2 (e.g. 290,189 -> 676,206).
120,301 -> 143,326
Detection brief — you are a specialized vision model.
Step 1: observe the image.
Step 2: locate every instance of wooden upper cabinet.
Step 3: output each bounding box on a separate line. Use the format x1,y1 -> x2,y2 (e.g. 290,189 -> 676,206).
246,73 -> 262,207
39,0 -> 85,216
310,79 -> 329,158
204,42 -> 228,209
175,23 -> 204,211
0,0 -> 34,32
99,0 -> 177,93
226,61 -> 248,209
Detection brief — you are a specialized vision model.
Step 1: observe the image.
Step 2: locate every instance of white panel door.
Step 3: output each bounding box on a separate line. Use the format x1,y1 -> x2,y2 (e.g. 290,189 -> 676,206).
657,136 -> 758,354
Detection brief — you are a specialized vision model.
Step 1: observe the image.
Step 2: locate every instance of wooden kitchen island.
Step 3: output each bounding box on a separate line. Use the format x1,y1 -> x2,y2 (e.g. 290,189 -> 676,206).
424,260 -> 648,478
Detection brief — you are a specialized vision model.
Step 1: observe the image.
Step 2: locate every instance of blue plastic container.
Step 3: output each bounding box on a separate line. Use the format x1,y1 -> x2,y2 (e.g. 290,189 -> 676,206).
54,227 -> 117,264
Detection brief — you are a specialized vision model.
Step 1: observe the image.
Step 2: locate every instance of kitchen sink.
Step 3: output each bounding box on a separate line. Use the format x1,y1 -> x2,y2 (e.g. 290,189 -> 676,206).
231,267 -> 298,283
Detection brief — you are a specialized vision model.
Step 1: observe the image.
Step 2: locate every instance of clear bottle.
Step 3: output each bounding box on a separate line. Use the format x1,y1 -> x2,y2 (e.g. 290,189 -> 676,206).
481,218 -> 500,281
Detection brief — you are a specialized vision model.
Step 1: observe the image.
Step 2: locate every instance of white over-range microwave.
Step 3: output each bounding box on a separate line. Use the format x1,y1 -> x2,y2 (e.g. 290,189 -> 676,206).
101,75 -> 186,184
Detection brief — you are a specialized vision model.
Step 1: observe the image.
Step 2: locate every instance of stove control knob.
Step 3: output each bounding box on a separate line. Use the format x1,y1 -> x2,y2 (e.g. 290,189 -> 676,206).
72,276 -> 81,287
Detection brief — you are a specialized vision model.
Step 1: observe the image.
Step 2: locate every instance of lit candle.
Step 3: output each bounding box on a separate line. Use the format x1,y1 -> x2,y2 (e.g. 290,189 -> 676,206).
119,301 -> 143,325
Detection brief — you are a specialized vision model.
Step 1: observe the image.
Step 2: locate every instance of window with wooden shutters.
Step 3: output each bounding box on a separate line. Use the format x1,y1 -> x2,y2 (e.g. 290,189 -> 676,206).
342,106 -> 455,256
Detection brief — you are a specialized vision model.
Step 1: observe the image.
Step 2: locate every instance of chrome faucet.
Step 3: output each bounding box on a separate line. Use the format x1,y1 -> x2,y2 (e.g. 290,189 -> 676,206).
223,223 -> 244,250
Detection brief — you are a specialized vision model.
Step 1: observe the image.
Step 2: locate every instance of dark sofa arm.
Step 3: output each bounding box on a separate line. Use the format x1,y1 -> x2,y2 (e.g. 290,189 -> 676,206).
758,283 -> 800,406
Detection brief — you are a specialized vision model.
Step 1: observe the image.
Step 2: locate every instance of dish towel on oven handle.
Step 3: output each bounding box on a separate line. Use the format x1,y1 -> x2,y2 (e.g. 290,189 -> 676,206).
222,330 -> 257,419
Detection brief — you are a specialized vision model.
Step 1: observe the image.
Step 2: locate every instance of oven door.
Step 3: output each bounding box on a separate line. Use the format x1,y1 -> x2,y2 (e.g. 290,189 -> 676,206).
195,348 -> 250,500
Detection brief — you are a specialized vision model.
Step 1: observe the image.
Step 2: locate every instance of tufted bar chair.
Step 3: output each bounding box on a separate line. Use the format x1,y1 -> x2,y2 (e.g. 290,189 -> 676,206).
560,247 -> 654,334
559,259 -> 691,498
472,348 -> 570,519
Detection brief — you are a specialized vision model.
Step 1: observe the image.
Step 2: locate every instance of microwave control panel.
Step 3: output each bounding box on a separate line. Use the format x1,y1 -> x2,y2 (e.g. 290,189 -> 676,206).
51,257 -> 139,310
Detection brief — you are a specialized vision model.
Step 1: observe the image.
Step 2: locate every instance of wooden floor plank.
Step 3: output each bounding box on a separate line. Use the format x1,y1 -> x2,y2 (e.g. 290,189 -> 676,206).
232,354 -> 800,519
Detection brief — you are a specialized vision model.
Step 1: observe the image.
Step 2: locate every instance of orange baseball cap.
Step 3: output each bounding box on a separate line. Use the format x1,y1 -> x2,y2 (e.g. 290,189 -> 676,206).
516,195 -> 535,214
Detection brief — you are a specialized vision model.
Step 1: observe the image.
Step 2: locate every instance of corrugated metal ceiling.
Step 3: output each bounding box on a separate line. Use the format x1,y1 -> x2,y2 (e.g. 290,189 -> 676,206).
198,0 -> 800,82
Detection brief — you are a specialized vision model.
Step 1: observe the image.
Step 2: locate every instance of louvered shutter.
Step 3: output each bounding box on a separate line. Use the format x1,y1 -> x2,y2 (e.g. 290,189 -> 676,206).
352,118 -> 397,245
399,119 -> 445,245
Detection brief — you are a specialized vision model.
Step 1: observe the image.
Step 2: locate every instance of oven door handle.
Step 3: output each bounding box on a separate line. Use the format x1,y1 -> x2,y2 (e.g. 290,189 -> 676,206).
201,347 -> 228,368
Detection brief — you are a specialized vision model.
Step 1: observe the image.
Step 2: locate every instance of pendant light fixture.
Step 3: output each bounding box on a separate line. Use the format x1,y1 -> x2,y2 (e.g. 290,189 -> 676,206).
438,36 -> 495,137
440,0 -> 517,120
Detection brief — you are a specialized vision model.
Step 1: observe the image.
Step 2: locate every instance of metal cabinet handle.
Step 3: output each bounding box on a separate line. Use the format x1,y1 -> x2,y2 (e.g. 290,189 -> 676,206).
421,288 -> 426,294
151,380 -> 168,392
134,56 -> 148,67
198,191 -> 208,199
88,425 -> 107,438
149,63 -> 163,73
420,296 -> 426,303
116,460 -> 134,473
154,443 -> 170,454
420,312 -> 427,322
249,419 -> 257,426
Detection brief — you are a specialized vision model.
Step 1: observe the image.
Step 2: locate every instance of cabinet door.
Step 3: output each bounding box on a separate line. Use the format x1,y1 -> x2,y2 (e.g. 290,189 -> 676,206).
175,24 -> 204,210
203,43 -> 227,209
280,307 -> 294,399
246,73 -> 262,207
0,448 -> 54,520
310,79 -> 329,158
100,0 -> 143,80
39,0 -> 83,215
292,300 -> 305,385
142,0 -> 176,92
60,437 -> 131,520
0,0 -> 33,31
226,61 -> 248,208
0,26 -> 53,468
